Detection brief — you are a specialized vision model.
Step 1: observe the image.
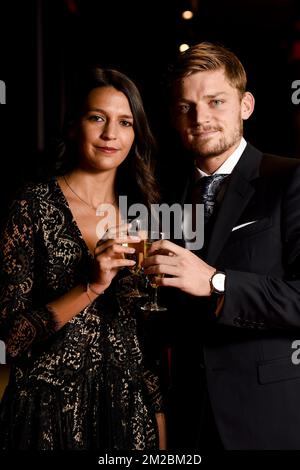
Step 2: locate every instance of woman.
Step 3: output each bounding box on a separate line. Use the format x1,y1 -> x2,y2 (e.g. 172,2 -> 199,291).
0,67 -> 165,449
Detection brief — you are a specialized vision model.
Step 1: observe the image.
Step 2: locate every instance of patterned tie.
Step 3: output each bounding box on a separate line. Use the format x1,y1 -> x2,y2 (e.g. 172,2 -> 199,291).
196,174 -> 228,223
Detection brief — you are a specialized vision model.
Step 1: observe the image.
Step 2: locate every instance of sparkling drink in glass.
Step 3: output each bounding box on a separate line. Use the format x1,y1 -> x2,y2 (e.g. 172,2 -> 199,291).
140,231 -> 168,312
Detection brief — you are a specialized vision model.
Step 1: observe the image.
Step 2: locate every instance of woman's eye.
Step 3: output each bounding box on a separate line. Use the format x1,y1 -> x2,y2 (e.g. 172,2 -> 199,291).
88,115 -> 104,122
120,120 -> 133,127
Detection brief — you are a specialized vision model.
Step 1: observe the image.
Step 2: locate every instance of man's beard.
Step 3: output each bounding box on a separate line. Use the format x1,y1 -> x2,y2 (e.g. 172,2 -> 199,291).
190,120 -> 243,159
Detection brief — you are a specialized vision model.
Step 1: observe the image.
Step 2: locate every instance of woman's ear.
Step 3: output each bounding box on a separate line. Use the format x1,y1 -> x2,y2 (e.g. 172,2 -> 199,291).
241,92 -> 255,121
67,120 -> 77,140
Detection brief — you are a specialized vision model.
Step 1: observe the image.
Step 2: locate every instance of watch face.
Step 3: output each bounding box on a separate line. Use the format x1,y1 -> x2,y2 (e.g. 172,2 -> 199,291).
212,272 -> 225,292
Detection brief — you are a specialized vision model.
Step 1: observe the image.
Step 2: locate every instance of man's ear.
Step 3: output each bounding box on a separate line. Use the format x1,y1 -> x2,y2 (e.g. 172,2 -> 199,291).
241,92 -> 255,120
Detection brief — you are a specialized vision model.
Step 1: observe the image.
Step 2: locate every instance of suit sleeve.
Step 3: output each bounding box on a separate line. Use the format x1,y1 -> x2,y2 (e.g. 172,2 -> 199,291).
218,167 -> 300,329
0,196 -> 57,360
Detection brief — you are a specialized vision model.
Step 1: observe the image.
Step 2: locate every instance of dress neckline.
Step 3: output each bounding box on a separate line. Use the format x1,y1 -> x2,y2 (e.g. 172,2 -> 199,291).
53,177 -> 94,259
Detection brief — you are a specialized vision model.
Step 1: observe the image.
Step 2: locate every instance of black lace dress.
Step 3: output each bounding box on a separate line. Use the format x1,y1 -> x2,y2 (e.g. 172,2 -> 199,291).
0,179 -> 162,450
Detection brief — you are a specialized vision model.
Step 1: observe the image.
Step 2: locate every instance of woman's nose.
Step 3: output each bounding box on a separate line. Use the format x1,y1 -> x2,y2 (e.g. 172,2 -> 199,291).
100,121 -> 117,140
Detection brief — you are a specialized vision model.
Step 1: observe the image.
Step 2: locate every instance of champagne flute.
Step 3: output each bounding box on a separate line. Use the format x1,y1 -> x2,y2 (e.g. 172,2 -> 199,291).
124,218 -> 148,297
140,231 -> 168,312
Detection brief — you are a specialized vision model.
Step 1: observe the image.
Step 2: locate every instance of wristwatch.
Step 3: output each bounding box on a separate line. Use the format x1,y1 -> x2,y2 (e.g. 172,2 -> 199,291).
209,271 -> 226,294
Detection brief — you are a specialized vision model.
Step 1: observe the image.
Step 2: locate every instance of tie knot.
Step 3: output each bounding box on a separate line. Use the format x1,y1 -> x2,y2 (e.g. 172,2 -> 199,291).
198,174 -> 228,199
193,174 -> 228,223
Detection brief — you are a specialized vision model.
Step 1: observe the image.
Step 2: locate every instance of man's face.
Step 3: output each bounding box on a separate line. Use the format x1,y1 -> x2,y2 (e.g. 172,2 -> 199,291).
172,69 -> 254,169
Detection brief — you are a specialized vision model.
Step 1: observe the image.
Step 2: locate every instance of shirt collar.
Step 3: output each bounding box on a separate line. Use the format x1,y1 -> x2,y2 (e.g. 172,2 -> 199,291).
195,137 -> 247,179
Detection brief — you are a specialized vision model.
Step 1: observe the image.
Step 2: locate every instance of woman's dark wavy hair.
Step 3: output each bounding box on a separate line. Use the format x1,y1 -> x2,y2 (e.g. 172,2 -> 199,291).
55,67 -> 159,208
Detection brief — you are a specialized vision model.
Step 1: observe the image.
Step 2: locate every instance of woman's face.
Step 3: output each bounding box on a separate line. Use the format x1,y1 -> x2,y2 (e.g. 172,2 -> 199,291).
77,86 -> 135,173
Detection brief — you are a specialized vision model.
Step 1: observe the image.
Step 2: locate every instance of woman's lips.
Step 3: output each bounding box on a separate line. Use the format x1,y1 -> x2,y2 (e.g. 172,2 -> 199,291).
95,146 -> 119,154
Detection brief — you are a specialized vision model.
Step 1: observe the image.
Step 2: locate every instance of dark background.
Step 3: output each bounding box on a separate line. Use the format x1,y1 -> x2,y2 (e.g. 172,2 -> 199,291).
1,0 -> 300,223
1,0 -> 300,409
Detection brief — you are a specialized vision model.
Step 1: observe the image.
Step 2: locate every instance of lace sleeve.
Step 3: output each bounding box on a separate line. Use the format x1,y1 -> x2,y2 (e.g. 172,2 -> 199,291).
0,197 -> 57,360
143,369 -> 164,413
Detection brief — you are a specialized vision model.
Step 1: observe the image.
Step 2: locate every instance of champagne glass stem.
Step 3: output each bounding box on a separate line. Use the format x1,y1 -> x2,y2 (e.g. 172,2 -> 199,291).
134,273 -> 140,293
152,286 -> 158,307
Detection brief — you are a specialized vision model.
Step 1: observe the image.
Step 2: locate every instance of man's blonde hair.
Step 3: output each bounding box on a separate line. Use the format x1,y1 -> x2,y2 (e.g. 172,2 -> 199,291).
168,42 -> 247,96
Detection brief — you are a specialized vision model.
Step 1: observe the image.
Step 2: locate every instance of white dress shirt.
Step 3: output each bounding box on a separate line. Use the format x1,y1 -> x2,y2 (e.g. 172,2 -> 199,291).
195,137 -> 247,179
184,138 -> 247,250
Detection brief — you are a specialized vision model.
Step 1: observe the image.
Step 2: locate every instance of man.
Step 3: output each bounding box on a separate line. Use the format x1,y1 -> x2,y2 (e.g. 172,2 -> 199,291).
144,42 -> 300,450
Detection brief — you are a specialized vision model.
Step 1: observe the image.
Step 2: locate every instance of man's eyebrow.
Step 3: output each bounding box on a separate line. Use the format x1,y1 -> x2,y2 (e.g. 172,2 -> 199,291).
176,99 -> 191,102
204,92 -> 228,99
177,92 -> 229,102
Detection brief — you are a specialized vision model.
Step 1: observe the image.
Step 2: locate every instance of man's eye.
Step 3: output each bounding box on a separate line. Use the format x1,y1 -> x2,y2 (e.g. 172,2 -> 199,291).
120,120 -> 133,127
211,100 -> 223,107
178,104 -> 190,114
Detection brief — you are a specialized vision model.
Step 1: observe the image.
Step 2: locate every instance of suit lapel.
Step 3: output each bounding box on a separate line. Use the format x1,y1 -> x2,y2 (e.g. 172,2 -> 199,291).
205,144 -> 263,265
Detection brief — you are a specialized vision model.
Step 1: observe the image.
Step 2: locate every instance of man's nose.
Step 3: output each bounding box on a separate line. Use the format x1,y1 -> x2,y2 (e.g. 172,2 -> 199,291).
192,103 -> 211,125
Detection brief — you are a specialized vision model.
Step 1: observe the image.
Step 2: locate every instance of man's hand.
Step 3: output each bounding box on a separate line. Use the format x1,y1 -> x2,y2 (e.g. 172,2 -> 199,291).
143,240 -> 216,297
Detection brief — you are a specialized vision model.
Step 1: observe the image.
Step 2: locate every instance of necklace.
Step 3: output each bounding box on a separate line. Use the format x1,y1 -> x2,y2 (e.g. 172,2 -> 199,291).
63,175 -> 116,212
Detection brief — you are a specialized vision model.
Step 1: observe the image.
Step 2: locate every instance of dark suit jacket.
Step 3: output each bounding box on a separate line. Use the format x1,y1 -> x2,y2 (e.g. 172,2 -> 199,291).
163,143 -> 300,450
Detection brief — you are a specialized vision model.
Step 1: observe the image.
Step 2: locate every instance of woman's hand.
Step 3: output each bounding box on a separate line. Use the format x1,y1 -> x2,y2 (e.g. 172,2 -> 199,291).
155,412 -> 167,450
91,225 -> 141,291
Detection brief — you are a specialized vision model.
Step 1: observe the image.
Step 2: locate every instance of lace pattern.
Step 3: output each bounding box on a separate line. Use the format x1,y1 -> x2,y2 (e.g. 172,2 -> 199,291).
0,179 -> 162,449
